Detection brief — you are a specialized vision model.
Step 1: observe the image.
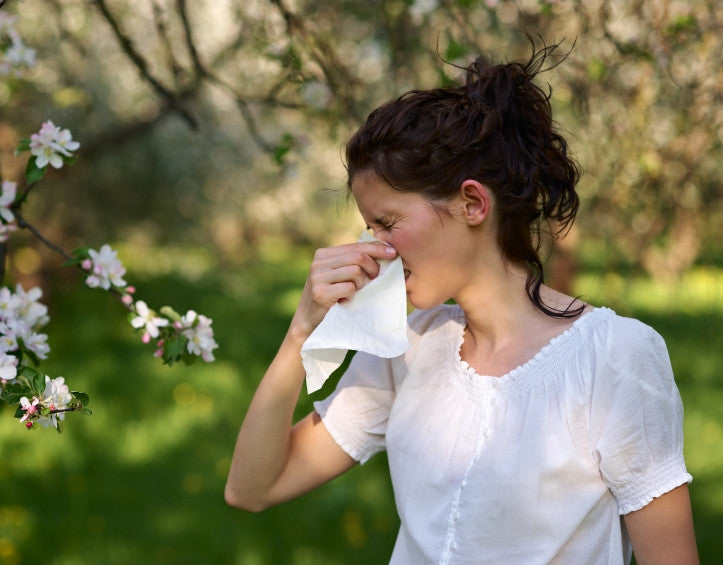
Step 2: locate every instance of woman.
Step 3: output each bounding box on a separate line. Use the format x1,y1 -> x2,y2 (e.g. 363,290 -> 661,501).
225,41 -> 698,564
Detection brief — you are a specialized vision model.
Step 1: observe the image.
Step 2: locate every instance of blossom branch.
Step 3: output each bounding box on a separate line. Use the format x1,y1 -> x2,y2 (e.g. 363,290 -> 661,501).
14,211 -> 74,262
0,116 -> 218,432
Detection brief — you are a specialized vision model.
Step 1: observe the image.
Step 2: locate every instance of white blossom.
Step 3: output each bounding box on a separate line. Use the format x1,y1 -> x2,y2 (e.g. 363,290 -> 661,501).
0,180 -> 17,224
0,322 -> 18,353
181,310 -> 218,362
85,244 -> 127,290
0,285 -> 50,359
29,120 -> 80,169
4,38 -> 35,69
12,284 -> 49,328
131,301 -> 169,339
38,376 -> 72,428
0,352 -> 18,381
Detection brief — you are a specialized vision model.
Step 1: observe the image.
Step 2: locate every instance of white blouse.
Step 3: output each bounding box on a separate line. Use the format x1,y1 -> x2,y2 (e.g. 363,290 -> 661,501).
314,305 -> 692,564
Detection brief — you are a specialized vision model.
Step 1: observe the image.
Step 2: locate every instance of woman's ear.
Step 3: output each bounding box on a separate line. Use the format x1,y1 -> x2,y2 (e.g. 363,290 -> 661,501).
458,179 -> 492,226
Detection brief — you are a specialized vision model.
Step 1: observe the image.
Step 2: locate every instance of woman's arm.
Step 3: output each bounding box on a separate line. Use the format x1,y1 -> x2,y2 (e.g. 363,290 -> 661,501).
624,484 -> 699,565
224,241 -> 397,512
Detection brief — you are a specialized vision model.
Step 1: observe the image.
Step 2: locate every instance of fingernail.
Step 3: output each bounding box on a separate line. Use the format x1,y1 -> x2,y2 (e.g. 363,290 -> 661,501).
385,246 -> 397,255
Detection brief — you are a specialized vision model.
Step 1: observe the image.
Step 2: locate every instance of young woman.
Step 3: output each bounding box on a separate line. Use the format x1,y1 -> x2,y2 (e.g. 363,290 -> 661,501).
225,42 -> 698,564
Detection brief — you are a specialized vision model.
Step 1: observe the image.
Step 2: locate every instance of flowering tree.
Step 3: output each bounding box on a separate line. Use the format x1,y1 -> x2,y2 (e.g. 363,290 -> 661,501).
0,11 -> 217,431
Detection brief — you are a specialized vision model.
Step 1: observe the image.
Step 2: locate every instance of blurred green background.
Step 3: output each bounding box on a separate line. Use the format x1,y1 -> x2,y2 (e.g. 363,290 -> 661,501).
1,0 -> 721,564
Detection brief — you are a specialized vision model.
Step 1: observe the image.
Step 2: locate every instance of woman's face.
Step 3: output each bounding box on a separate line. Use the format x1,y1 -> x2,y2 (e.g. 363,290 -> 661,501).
351,171 -> 476,310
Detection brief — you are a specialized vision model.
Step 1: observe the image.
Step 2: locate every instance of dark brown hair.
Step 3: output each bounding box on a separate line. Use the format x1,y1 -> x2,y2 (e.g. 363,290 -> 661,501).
345,38 -> 582,318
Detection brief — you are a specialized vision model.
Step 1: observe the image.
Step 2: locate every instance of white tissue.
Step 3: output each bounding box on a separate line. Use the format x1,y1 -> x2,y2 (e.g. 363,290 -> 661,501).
301,231 -> 410,394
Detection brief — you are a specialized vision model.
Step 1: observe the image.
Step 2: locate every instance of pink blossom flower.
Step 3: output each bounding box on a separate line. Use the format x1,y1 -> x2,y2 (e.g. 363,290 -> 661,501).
85,244 -> 127,290
29,120 -> 80,169
19,396 -> 39,423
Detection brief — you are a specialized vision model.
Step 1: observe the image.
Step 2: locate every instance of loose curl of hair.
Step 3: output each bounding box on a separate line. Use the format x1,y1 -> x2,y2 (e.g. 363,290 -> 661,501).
345,37 -> 583,318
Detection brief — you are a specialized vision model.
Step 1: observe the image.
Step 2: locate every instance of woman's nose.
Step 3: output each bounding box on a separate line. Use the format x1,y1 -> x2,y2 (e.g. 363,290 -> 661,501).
373,230 -> 391,245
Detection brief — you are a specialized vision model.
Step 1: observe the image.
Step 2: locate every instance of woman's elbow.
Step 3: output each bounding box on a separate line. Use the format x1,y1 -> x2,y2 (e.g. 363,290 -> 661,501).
224,483 -> 271,513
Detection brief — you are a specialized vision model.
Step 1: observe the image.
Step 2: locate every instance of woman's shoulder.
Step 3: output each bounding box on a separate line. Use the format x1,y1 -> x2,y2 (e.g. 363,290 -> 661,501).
574,308 -> 675,392
582,307 -> 667,352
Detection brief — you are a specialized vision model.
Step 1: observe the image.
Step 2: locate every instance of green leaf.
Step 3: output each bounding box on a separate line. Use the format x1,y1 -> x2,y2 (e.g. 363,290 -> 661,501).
159,305 -> 182,322
62,257 -> 85,267
2,381 -> 31,405
32,372 -> 46,394
71,391 -> 90,406
162,334 -> 188,366
17,365 -> 38,380
14,138 -> 31,154
182,354 -> 198,366
444,38 -> 468,61
25,156 -> 47,184
62,154 -> 78,167
71,246 -> 91,258
273,133 -> 295,166
666,14 -> 698,36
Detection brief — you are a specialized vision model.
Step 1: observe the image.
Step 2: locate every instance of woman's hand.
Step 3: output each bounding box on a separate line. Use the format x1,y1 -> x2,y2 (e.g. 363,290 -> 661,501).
225,240 -> 397,512
290,241 -> 398,338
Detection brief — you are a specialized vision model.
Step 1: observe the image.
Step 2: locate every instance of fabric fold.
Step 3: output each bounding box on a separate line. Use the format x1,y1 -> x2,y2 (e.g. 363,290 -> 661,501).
301,231 -> 410,393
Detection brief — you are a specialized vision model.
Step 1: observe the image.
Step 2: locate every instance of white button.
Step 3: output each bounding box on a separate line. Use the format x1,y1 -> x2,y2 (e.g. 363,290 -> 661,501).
451,542 -> 457,551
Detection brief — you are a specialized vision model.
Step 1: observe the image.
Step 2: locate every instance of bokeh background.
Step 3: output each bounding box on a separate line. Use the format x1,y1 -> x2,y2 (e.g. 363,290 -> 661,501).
0,0 -> 721,563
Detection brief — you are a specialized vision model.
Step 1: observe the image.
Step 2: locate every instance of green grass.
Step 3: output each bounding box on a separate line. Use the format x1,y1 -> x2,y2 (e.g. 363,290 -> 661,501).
0,250 -> 720,564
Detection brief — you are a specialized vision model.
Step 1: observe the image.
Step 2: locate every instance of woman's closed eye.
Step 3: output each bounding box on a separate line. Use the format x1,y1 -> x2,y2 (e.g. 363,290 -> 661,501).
368,215 -> 400,232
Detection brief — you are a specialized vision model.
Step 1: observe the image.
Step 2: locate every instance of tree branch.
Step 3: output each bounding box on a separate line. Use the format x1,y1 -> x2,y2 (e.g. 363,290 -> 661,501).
91,0 -> 198,130
269,0 -> 363,123
14,211 -> 73,262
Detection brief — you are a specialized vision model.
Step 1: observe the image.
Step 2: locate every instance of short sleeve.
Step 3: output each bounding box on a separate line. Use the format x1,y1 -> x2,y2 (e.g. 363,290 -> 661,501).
313,351 -> 397,464
589,317 -> 692,515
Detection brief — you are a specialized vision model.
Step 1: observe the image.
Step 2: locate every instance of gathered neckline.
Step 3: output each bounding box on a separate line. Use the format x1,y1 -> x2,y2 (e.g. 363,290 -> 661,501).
450,306 -> 612,393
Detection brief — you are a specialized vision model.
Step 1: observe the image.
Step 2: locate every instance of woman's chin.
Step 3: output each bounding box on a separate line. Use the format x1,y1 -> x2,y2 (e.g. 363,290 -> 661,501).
406,292 -> 442,311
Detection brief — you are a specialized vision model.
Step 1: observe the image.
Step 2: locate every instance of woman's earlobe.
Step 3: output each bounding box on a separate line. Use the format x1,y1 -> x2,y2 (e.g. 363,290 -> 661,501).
459,180 -> 492,226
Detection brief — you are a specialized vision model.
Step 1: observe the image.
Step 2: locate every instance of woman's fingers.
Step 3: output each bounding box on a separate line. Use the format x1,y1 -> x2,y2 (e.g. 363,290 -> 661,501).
297,242 -> 398,326
292,242 -> 397,335
312,242 -> 396,281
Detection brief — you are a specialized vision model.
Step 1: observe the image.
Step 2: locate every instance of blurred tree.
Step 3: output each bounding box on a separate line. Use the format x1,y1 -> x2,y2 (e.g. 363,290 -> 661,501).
0,0 -> 720,279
